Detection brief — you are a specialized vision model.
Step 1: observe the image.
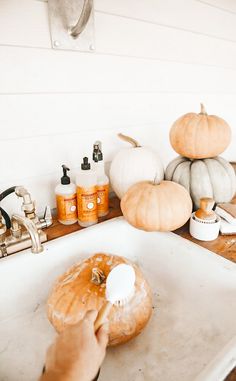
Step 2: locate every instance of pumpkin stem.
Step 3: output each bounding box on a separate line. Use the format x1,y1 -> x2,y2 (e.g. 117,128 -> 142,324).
153,175 -> 161,185
118,133 -> 141,148
199,103 -> 207,115
91,268 -> 106,285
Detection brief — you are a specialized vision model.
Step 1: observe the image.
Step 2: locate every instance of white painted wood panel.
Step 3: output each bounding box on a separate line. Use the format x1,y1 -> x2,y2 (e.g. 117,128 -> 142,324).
0,0 -> 50,48
37,0 -> 236,41
96,0 -> 236,41
1,1 -> 236,68
0,95 -> 235,184
38,0 -> 236,14
95,13 -> 236,69
1,46 -> 236,94
1,93 -> 236,141
0,93 -> 166,140
195,0 -> 236,13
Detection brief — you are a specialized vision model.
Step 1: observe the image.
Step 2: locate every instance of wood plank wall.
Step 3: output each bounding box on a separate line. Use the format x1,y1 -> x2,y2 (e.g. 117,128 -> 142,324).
1,0 -> 236,214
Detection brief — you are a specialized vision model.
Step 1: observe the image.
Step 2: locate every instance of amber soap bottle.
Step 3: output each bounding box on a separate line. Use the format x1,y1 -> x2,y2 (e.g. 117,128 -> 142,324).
76,157 -> 98,227
93,142 -> 109,217
55,165 -> 77,225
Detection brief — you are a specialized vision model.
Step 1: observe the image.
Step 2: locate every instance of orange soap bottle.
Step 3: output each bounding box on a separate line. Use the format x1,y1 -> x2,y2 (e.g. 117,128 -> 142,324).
76,157 -> 98,227
93,142 -> 109,217
55,165 -> 77,225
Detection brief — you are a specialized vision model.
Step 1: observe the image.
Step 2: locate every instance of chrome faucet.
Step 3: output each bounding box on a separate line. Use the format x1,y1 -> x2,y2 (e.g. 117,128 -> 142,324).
15,186 -> 39,223
11,214 -> 44,254
0,186 -> 52,258
0,211 -> 7,255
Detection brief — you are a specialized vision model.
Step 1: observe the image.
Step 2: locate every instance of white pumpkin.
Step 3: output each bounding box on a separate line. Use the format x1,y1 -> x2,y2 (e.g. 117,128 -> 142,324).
165,156 -> 236,209
110,134 -> 164,199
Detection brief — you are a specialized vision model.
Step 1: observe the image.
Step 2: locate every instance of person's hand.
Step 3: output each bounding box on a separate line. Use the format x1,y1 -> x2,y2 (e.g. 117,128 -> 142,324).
40,310 -> 109,381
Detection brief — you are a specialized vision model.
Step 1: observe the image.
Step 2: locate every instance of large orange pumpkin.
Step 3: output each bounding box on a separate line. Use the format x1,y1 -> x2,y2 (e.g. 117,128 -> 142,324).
121,180 -> 192,232
47,253 -> 153,346
169,104 -> 231,159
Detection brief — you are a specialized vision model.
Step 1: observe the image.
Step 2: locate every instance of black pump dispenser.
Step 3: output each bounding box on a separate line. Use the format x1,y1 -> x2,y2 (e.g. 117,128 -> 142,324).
61,165 -> 71,185
81,157 -> 91,170
93,141 -> 103,162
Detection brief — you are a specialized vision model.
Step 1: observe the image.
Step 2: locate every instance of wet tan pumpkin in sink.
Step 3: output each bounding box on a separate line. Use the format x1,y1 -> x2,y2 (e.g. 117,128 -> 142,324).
47,253 -> 153,346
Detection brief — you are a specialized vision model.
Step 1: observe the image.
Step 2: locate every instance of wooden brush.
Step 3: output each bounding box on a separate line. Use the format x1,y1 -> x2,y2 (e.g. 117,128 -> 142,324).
194,197 -> 217,223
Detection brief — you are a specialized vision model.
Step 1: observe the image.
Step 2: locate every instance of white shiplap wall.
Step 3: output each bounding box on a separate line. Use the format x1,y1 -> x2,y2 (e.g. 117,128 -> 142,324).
1,0 -> 236,215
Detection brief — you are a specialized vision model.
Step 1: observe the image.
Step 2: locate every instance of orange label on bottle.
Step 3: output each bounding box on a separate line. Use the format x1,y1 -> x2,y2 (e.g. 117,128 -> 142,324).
77,186 -> 98,223
56,194 -> 77,222
97,184 -> 109,217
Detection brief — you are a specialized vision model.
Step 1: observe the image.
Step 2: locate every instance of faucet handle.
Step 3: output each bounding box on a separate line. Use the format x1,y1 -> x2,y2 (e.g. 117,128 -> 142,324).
21,200 -> 36,215
10,219 -> 22,239
39,206 -> 53,229
44,205 -> 52,222
0,211 -> 7,242
15,186 -> 37,219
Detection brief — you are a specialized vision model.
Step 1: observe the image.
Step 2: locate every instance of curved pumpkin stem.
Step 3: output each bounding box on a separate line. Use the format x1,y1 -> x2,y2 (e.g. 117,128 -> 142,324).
153,175 -> 161,185
91,268 -> 106,285
118,133 -> 141,148
199,103 -> 207,115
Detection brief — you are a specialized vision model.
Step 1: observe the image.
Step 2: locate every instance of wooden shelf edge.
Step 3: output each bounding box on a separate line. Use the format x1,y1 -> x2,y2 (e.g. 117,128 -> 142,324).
45,196 -> 236,264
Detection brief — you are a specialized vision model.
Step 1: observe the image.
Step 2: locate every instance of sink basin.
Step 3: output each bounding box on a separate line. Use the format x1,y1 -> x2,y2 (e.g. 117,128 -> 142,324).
0,217 -> 236,381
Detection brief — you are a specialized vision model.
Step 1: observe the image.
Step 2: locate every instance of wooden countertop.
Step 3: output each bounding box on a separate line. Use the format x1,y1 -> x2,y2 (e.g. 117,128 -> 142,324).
45,196 -> 236,264
45,196 -> 236,381
45,197 -> 122,241
174,222 -> 236,263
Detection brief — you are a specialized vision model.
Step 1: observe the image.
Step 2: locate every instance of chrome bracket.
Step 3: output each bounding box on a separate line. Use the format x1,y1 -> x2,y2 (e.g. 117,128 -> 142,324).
48,0 -> 95,52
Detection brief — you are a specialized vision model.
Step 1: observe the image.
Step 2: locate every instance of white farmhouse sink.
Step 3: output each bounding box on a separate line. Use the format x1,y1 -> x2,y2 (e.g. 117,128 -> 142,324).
0,217 -> 236,381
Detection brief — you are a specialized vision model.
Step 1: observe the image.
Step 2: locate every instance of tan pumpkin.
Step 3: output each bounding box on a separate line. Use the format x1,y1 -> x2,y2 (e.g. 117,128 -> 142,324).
165,156 -> 236,210
169,104 -> 231,159
47,253 -> 153,346
121,180 -> 192,232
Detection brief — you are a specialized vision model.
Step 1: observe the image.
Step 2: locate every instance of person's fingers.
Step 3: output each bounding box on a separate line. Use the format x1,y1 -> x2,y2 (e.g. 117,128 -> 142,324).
45,343 -> 56,370
96,323 -> 109,348
81,310 -> 98,337
84,309 -> 98,324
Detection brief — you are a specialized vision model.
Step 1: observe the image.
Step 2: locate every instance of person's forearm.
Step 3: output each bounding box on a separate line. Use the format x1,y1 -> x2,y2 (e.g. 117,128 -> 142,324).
39,370 -> 71,381
39,369 -> 89,381
39,311 -> 107,381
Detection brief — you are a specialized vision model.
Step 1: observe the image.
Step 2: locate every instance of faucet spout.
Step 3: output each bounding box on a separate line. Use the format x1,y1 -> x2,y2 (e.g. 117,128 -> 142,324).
11,214 -> 43,254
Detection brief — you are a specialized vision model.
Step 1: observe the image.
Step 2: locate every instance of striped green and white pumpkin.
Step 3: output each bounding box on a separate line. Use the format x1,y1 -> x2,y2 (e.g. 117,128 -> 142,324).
165,156 -> 236,209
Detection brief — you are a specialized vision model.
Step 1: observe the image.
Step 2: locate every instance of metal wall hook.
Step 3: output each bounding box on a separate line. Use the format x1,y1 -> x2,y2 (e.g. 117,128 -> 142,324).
48,0 -> 95,52
68,0 -> 93,38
